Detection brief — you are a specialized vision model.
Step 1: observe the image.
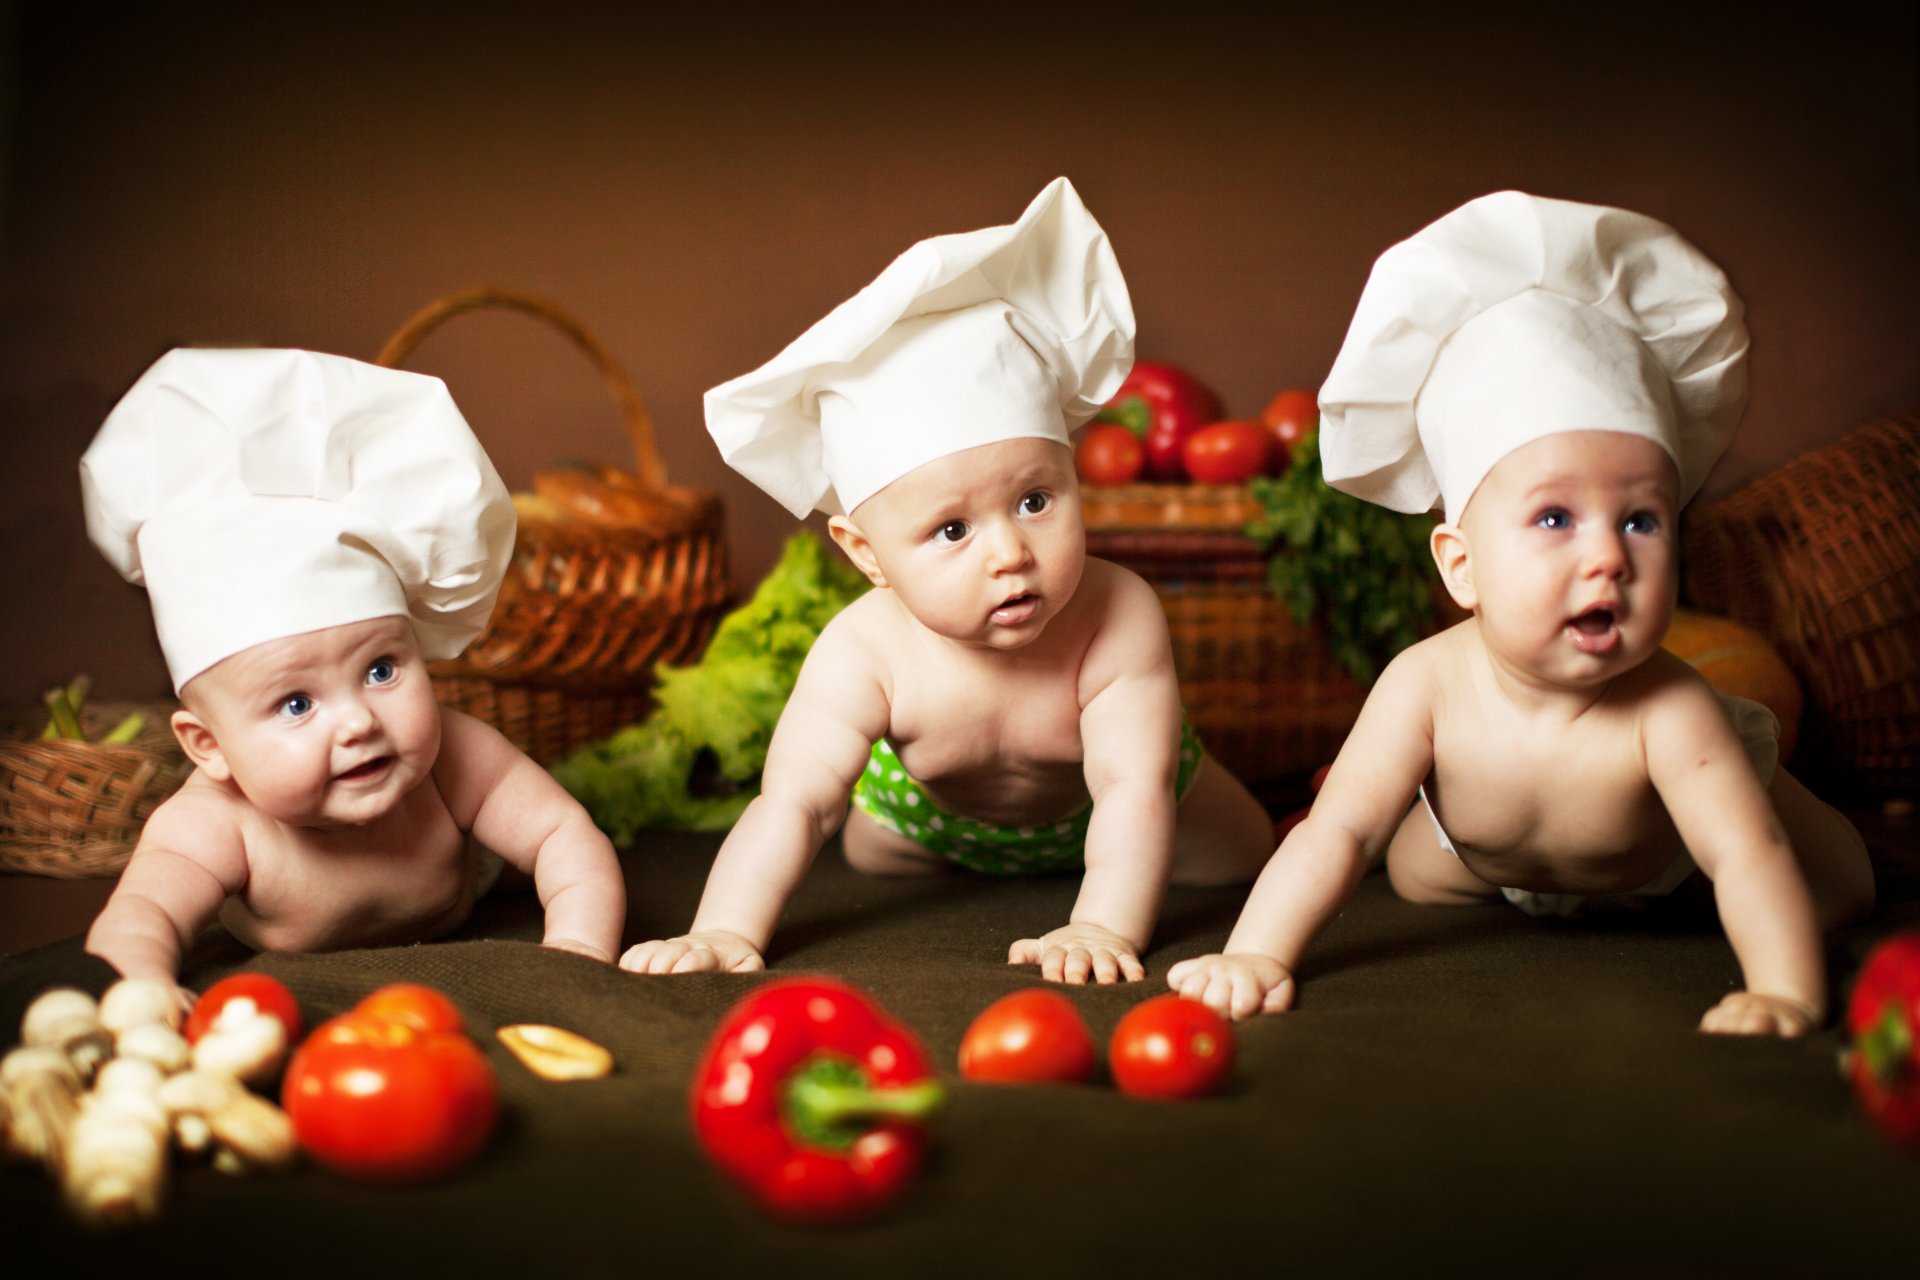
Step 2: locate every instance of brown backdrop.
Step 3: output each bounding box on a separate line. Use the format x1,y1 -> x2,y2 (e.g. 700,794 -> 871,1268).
2,1 -> 1914,705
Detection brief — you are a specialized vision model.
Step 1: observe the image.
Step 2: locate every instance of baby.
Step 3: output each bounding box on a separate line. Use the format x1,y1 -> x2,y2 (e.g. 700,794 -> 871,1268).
621,178 -> 1272,984
79,348 -> 626,989
1170,192 -> 1874,1036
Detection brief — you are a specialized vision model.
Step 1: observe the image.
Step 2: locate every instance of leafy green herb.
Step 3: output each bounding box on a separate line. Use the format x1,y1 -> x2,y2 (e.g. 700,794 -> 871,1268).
551,531 -> 870,842
1245,431 -> 1442,685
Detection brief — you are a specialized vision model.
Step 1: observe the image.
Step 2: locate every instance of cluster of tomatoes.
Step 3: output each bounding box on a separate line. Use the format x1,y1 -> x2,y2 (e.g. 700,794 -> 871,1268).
190,974 -> 498,1183
1075,361 -> 1318,488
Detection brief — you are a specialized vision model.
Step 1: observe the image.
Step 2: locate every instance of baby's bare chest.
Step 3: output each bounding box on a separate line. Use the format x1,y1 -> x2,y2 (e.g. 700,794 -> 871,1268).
1427,711 -> 1675,866
231,793 -> 473,951
885,663 -> 1087,787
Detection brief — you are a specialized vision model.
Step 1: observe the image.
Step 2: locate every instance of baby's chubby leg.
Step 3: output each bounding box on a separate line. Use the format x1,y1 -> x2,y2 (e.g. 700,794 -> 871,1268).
1167,757 -> 1278,886
1767,767 -> 1874,930
1383,802 -> 1504,905
840,808 -> 951,877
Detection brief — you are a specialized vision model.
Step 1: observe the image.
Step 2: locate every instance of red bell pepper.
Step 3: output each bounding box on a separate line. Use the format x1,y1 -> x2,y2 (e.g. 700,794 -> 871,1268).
689,977 -> 944,1224
1846,931 -> 1920,1148
1094,361 -> 1225,482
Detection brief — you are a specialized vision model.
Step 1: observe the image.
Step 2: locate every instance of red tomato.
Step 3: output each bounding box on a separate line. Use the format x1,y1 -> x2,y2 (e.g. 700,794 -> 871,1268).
1109,994 -> 1236,1100
1261,388 -> 1319,459
184,973 -> 303,1044
282,1010 -> 500,1182
1075,423 -> 1146,486
355,983 -> 466,1036
1181,421 -> 1275,486
958,990 -> 1097,1084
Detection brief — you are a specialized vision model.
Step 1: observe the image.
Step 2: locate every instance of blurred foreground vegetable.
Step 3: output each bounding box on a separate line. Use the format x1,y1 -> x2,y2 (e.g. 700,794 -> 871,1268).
691,978 -> 943,1224
552,532 -> 870,841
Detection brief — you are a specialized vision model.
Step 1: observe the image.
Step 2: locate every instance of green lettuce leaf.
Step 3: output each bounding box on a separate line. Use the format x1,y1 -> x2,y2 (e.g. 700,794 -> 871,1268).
551,531 -> 869,842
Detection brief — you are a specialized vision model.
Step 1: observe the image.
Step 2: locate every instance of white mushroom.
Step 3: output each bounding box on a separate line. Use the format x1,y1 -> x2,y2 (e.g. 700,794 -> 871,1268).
191,1002 -> 289,1086
113,1024 -> 191,1076
1,1047 -> 82,1168
98,979 -> 184,1035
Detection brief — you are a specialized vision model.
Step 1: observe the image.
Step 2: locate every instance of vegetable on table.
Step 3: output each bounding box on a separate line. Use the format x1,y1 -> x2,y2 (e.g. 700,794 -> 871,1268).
1109,994 -> 1236,1100
958,989 -> 1096,1085
690,977 -> 944,1225
1845,931 -> 1920,1149
1093,361 -> 1225,482
281,983 -> 498,1183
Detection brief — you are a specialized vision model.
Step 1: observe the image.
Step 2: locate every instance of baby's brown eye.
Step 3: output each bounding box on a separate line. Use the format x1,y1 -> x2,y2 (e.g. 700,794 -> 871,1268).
934,521 -> 970,545
1019,491 -> 1050,516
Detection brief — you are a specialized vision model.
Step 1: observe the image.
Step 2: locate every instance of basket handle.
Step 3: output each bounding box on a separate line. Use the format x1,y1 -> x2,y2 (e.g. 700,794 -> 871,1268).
375,286 -> 667,492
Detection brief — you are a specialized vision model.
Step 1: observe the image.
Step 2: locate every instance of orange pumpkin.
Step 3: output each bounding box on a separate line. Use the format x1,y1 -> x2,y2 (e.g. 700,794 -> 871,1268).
1661,608 -> 1803,760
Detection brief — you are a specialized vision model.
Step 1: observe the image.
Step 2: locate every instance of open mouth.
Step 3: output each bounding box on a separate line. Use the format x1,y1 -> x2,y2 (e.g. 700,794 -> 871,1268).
990,592 -> 1040,626
1564,605 -> 1620,654
335,756 -> 393,784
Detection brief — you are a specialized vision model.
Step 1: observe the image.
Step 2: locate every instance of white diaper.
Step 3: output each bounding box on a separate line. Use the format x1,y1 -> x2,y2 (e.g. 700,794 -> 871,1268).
1423,693 -> 1781,919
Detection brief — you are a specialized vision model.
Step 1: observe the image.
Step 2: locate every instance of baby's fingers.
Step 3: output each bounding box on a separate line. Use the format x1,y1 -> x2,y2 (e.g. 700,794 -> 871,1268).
1007,937 -> 1042,967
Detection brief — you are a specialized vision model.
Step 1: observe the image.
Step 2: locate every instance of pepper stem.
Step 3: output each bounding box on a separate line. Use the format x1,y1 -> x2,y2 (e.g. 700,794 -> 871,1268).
783,1055 -> 945,1151
1860,1004 -> 1914,1086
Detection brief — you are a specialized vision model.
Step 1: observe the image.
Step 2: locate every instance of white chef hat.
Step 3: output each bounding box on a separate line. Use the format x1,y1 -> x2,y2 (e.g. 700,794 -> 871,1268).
80,348 -> 515,692
704,177 -> 1136,517
1318,191 -> 1749,523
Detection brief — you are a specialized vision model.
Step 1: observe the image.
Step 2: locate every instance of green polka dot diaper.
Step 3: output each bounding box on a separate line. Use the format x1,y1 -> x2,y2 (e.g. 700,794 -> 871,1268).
850,721 -> 1205,876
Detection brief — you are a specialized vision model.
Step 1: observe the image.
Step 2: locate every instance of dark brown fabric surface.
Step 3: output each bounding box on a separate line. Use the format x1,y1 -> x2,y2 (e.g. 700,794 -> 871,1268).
7,828 -> 1920,1277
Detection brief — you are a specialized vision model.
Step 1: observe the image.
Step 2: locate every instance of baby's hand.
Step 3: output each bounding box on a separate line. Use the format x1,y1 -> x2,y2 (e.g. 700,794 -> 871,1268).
1166,952 -> 1296,1020
1698,991 -> 1820,1038
1008,922 -> 1144,984
619,930 -> 765,976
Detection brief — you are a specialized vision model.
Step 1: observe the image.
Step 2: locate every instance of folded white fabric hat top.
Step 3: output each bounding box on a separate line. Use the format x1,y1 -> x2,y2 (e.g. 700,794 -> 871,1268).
80,348 -> 515,692
1318,190 -> 1750,523
704,176 -> 1137,517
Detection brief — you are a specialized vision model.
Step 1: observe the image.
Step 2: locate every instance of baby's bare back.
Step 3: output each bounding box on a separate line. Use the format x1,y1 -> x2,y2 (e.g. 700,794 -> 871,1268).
215,777 -> 479,953
1422,636 -> 1691,895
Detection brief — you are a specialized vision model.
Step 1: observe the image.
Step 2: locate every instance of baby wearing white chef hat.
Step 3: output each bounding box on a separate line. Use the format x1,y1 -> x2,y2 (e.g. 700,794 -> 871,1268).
80,349 -> 626,990
623,179 -> 1272,985
1171,192 -> 1871,1037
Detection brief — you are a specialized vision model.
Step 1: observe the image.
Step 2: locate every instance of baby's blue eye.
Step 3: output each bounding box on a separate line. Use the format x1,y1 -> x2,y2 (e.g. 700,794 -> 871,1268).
366,657 -> 398,685
934,520 -> 970,546
1624,512 -> 1661,536
276,694 -> 313,719
1534,508 -> 1572,531
1019,491 -> 1050,516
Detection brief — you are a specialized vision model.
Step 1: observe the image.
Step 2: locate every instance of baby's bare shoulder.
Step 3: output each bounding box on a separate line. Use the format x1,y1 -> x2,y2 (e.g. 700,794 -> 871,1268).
131,774 -> 253,887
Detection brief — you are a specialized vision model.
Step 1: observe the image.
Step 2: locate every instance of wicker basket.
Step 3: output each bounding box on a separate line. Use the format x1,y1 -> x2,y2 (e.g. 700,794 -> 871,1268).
1082,482 -> 1368,788
1683,413 -> 1920,793
377,288 -> 733,764
0,702 -> 191,878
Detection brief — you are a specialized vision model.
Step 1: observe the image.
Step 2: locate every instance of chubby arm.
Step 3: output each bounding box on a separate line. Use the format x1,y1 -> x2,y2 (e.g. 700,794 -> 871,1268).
435,710 -> 625,963
84,787 -> 249,987
621,612 -> 890,975
1169,645 -> 1440,1018
1643,673 -> 1825,1035
1009,572 -> 1182,983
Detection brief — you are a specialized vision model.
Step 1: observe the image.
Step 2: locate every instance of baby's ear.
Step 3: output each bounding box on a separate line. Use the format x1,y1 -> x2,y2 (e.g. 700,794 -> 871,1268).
1429,523 -> 1477,611
169,708 -> 232,783
826,516 -> 888,589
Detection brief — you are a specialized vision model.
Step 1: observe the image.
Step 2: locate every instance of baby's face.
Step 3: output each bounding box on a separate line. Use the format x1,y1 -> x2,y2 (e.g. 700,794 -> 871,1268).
181,615 -> 442,828
850,437 -> 1085,650
1455,430 -> 1680,687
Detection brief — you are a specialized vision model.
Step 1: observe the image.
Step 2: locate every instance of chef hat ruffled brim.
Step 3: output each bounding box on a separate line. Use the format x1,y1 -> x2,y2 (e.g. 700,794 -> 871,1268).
80,348 -> 514,691
1318,190 -> 1749,522
704,177 -> 1137,517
